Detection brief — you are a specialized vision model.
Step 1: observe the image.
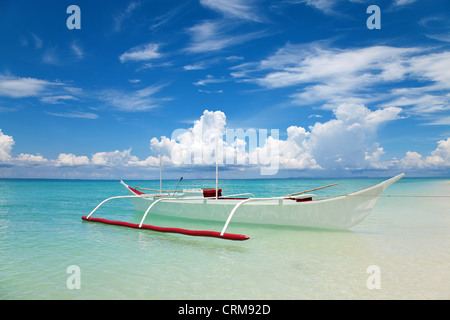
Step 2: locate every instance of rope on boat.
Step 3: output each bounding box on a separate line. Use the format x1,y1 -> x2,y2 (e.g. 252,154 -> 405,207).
283,183 -> 339,197
135,187 -> 183,192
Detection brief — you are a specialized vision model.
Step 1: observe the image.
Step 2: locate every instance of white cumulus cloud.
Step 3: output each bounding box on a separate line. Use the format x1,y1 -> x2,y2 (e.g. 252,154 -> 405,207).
148,105 -> 403,173
0,129 -> 15,161
55,153 -> 90,166
1,107 -> 448,177
399,138 -> 450,169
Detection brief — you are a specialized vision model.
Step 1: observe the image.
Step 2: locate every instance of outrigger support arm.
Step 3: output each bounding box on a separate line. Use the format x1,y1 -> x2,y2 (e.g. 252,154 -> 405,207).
86,193 -> 165,229
84,191 -> 250,241
86,195 -> 145,220
220,198 -> 252,236
139,198 -> 164,228
219,194 -> 318,236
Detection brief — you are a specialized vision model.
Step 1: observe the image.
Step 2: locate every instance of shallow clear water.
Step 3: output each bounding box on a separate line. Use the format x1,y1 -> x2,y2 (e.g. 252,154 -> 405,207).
0,177 -> 448,299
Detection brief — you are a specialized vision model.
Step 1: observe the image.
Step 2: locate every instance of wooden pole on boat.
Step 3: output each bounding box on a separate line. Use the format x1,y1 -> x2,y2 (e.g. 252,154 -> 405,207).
283,182 -> 339,197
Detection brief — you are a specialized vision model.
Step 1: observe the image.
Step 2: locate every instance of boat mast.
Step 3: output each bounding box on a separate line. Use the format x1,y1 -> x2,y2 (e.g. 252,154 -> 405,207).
159,155 -> 162,195
215,137 -> 218,199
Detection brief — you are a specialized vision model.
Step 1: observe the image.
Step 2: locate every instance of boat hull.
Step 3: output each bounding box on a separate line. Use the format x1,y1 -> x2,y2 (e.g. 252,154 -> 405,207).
124,174 -> 404,230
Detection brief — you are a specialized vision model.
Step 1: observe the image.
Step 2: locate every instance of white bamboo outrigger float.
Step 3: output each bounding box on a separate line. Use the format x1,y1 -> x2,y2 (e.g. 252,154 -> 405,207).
82,167 -> 405,240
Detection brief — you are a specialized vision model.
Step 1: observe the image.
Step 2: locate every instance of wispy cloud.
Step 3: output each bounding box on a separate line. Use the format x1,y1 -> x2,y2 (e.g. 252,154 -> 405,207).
193,75 -> 227,86
385,90 -> 450,115
226,55 -> 244,62
39,42 -> 85,65
149,3 -> 188,31
113,1 -> 141,32
71,42 -> 84,59
231,42 -> 450,115
183,55 -> 243,71
20,33 -> 44,49
138,61 -> 173,70
198,89 -> 223,94
0,74 -> 61,98
426,33 -> 450,43
119,43 -> 161,63
45,111 -> 99,119
0,106 -> 17,113
186,20 -> 265,53
100,84 -> 168,112
422,115 -> 450,126
290,0 -> 418,15
30,33 -> 43,49
185,0 -> 268,54
393,0 -> 417,6
40,95 -> 78,104
200,0 -> 263,22
183,63 -> 207,71
301,0 -> 339,15
0,73 -> 170,116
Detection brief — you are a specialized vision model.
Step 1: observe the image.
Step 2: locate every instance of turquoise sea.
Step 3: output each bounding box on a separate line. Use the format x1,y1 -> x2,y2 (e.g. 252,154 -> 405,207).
0,177 -> 449,300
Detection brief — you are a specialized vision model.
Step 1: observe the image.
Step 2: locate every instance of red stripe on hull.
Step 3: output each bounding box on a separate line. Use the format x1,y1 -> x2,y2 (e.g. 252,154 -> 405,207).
127,186 -> 144,195
81,216 -> 249,241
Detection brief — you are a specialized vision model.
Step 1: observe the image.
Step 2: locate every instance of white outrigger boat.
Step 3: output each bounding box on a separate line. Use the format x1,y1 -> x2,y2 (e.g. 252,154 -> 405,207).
82,172 -> 404,241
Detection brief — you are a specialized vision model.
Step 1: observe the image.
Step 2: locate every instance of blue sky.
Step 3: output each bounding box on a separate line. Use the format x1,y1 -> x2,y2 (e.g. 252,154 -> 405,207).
0,0 -> 449,179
